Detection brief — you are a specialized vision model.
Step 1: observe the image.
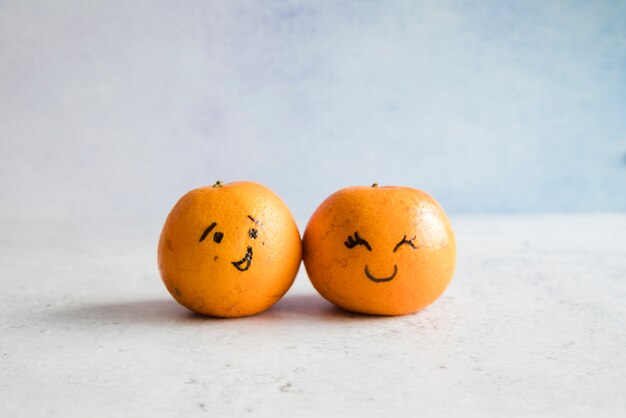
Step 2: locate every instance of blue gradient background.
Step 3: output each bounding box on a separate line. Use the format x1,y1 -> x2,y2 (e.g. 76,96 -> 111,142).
1,1 -> 625,221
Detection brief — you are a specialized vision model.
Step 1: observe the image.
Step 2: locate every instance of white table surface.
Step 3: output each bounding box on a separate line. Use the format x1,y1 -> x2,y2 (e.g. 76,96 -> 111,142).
1,214 -> 625,417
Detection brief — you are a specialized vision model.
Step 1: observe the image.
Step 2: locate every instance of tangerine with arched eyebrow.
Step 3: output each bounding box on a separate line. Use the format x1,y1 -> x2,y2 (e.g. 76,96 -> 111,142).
303,184 -> 456,315
158,181 -> 302,318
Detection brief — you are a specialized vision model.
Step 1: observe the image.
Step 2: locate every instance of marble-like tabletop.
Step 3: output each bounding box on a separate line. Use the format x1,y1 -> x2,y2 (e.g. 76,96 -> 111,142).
1,214 -> 625,417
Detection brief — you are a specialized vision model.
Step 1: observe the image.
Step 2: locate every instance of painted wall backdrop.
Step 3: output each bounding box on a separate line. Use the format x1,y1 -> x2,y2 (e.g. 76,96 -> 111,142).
1,0 -> 625,223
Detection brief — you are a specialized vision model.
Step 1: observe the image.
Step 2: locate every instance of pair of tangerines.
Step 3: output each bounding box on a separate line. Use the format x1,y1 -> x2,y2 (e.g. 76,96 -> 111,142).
158,181 -> 456,318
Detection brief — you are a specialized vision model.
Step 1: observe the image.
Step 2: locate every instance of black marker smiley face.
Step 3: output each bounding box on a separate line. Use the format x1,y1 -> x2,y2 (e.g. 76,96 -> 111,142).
158,181 -> 304,319
199,215 -> 261,272
344,231 -> 418,282
302,185 -> 456,316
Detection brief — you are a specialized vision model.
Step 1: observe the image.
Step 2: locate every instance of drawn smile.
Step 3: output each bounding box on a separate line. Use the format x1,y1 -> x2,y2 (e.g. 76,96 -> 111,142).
232,246 -> 253,272
364,265 -> 398,283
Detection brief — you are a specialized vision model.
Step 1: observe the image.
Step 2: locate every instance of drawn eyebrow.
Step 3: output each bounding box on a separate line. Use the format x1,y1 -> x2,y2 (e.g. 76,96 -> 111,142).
199,222 -> 217,242
393,235 -> 418,252
345,232 -> 372,251
247,215 -> 260,224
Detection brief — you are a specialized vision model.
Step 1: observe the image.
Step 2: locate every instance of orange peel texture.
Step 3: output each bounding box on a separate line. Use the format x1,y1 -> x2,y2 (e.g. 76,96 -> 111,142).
303,185 -> 456,315
158,181 -> 302,318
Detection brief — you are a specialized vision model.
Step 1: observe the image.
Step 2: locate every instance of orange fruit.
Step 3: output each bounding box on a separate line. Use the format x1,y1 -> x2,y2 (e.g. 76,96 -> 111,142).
158,181 -> 301,318
303,184 -> 456,315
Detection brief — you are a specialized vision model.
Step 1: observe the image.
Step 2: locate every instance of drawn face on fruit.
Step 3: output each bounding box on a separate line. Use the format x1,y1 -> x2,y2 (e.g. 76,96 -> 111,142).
303,185 -> 455,316
158,181 -> 303,318
343,231 -> 419,282
309,191 -> 452,288
198,215 -> 261,272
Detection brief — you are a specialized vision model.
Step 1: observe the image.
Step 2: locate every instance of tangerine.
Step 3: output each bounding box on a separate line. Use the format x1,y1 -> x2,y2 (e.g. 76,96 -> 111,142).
158,181 -> 301,317
303,184 -> 456,315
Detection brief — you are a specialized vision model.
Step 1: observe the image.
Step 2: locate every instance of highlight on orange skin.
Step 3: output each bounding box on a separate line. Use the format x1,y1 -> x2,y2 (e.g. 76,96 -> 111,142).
158,181 -> 302,318
303,184 -> 456,316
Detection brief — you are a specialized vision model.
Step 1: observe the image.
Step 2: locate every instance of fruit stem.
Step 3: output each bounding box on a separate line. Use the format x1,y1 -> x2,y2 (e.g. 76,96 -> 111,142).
371,183 -> 379,188
213,180 -> 224,188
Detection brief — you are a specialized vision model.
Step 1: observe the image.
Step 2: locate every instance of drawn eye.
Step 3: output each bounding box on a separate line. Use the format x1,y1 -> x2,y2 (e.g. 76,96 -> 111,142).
344,232 -> 371,251
249,228 -> 258,239
199,223 -> 217,242
199,223 -> 224,244
393,235 -> 418,252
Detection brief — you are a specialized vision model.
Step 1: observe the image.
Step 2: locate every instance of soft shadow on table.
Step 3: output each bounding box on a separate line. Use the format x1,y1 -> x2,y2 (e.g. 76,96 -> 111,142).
50,293 -> 391,326
50,299 -> 202,325
266,293 -> 338,318
263,293 -> 396,323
